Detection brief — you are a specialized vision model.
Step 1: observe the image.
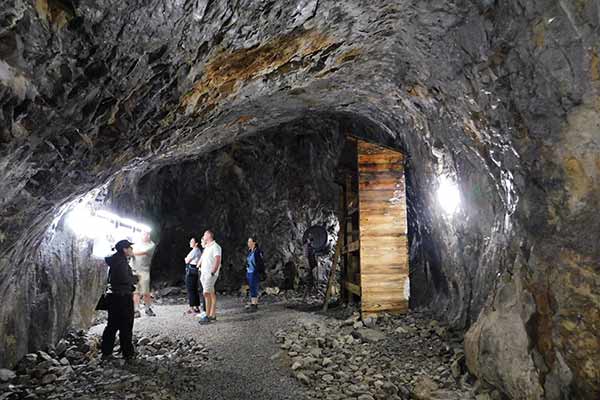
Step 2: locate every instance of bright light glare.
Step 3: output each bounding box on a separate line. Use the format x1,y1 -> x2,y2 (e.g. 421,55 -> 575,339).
66,205 -> 151,238
97,210 -> 151,233
65,203 -> 151,258
437,176 -> 461,215
66,203 -> 98,238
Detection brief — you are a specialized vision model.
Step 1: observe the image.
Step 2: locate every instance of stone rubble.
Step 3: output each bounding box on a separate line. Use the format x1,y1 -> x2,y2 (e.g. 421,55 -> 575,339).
276,310 -> 505,400
0,330 -> 210,400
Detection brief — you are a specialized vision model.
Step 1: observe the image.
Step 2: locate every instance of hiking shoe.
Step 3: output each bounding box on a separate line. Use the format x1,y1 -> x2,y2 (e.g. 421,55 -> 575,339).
145,307 -> 156,317
100,354 -> 114,363
134,310 -> 141,319
208,316 -> 217,321
245,304 -> 258,313
198,316 -> 210,325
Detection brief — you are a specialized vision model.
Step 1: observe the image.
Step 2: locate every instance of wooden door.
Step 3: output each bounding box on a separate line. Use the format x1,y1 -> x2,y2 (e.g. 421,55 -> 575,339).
357,140 -> 409,315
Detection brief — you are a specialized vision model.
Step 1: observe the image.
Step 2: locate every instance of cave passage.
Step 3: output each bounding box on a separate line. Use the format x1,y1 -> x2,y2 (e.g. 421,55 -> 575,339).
62,120 -> 420,310
1,1 -> 599,399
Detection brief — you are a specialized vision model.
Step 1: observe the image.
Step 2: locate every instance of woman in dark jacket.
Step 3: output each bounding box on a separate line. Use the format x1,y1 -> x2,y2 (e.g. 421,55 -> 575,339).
245,237 -> 264,313
183,237 -> 203,314
101,239 -> 136,361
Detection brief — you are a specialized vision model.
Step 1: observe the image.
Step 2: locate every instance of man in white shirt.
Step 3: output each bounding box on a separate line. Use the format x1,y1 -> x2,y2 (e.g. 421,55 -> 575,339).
198,230 -> 221,324
132,232 -> 156,316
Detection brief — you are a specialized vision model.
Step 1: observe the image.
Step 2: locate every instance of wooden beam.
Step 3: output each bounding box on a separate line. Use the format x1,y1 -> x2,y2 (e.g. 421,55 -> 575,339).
344,281 -> 361,296
323,222 -> 344,312
351,136 -> 405,154
343,240 -> 360,254
362,301 -> 408,314
358,153 -> 404,164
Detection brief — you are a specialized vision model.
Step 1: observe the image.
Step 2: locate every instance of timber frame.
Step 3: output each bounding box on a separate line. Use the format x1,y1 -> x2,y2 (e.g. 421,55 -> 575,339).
337,136 -> 409,317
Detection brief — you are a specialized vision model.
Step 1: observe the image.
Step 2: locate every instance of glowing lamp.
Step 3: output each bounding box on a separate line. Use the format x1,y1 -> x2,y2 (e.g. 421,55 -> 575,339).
437,176 -> 461,215
65,203 -> 152,258
65,203 -> 97,238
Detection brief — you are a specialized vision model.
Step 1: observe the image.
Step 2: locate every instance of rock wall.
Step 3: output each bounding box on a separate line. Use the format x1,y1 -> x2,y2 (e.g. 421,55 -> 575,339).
0,1 -> 598,398
0,219 -> 105,367
463,2 -> 600,399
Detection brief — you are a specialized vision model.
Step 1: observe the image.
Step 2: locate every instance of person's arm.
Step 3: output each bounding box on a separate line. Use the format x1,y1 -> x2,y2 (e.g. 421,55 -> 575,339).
133,243 -> 154,257
184,248 -> 195,264
134,249 -> 149,256
211,255 -> 221,275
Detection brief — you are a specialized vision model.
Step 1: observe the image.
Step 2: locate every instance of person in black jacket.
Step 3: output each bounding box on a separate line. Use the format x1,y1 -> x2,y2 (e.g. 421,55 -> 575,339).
101,239 -> 136,361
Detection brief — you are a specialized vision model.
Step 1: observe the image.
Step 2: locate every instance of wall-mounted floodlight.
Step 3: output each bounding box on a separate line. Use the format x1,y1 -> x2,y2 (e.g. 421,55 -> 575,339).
65,203 -> 100,238
437,176 -> 461,215
65,202 -> 151,258
66,205 -> 151,237
96,210 -> 151,233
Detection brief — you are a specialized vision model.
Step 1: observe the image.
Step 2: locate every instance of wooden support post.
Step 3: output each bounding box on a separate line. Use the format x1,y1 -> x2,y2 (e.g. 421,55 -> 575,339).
322,227 -> 344,311
323,192 -> 345,312
344,173 -> 356,302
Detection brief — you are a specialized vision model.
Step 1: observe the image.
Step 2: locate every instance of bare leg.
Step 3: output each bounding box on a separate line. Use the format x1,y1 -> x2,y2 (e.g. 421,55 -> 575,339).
251,297 -> 258,305
143,293 -> 152,307
204,293 -> 211,316
133,293 -> 140,309
209,293 -> 217,317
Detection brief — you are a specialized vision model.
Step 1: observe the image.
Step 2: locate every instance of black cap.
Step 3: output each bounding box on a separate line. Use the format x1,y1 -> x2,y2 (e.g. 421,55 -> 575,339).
113,239 -> 134,252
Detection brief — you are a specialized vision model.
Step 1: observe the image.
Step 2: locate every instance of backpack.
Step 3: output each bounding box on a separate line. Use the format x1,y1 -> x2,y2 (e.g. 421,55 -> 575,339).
255,249 -> 266,274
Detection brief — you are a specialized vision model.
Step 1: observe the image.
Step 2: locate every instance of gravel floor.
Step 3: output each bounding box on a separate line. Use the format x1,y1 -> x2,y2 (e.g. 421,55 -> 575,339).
90,296 -> 319,400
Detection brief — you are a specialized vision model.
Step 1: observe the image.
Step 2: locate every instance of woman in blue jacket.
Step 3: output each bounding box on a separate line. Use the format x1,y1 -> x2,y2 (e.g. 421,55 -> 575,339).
245,237 -> 264,313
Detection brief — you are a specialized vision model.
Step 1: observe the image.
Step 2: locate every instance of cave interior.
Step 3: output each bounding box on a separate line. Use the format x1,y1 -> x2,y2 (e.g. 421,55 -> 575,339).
1,1 -> 599,399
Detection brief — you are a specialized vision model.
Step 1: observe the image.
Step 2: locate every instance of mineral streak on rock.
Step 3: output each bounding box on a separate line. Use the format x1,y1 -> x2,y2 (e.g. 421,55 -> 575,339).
181,29 -> 336,114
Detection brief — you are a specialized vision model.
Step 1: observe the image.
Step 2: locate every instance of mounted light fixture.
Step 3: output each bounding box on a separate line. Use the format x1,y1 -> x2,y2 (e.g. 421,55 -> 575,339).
96,210 -> 151,233
437,175 -> 461,215
66,204 -> 151,236
65,202 -> 151,257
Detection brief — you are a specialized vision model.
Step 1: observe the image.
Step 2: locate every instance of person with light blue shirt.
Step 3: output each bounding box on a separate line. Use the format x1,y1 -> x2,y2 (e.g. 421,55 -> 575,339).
245,237 -> 265,313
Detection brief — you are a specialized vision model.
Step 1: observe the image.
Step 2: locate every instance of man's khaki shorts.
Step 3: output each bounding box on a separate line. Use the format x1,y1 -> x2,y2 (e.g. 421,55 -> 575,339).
200,272 -> 218,293
135,271 -> 151,294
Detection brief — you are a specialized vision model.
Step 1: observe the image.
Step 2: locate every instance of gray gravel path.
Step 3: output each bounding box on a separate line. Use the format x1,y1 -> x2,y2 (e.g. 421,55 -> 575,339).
90,296 -> 320,400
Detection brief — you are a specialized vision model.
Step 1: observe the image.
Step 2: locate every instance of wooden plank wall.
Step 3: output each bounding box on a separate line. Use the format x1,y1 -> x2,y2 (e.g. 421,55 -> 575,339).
357,140 -> 409,315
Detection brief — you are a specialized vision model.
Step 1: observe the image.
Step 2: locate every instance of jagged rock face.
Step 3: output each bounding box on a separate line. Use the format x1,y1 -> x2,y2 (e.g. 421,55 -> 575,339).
0,1 -> 598,398
0,224 -> 105,370
106,122 -> 342,291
